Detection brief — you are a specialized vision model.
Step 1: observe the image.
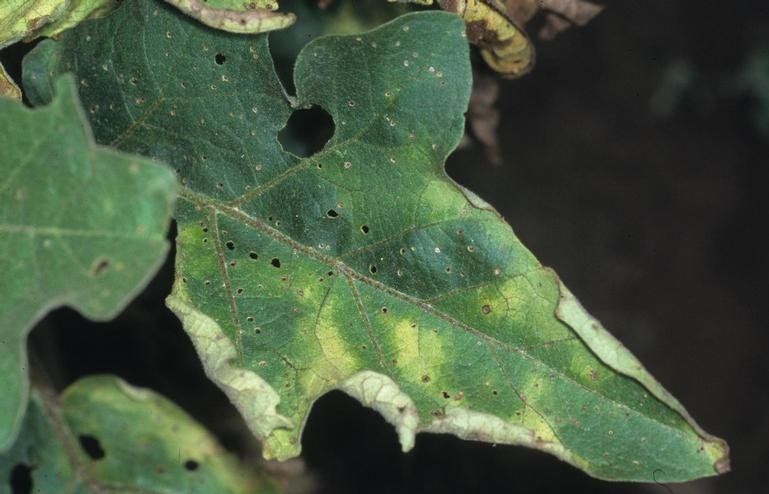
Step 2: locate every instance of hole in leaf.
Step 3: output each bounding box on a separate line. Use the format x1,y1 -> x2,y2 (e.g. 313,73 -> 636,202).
278,106 -> 334,158
361,225 -> 370,234
442,391 -> 450,399
78,435 -> 106,460
215,53 -> 226,65
481,304 -> 491,315
9,464 -> 32,494
271,258 -> 281,268
225,241 -> 235,250
184,459 -> 199,471
249,251 -> 259,260
326,209 -> 338,218
369,264 -> 377,274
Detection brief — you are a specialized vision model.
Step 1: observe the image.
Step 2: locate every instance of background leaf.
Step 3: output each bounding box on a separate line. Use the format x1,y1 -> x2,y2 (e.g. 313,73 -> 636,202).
22,0 -> 728,481
0,75 -> 176,451
0,0 -> 120,49
0,375 -> 281,493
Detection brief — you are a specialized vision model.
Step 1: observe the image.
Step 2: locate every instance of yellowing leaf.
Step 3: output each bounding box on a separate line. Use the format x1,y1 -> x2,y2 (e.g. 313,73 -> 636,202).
163,0 -> 296,33
23,0 -> 729,481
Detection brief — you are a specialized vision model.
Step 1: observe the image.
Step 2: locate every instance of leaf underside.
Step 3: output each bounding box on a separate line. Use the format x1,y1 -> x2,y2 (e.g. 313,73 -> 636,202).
0,76 -> 176,451
22,0 -> 728,481
0,375 -> 280,493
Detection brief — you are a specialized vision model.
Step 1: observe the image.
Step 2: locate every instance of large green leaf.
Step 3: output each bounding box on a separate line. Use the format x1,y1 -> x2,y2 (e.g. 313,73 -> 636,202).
22,0 -> 729,481
0,375 -> 281,493
0,75 -> 175,451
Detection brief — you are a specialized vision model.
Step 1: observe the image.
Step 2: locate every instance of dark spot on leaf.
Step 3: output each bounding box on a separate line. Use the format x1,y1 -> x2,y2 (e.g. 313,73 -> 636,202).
78,435 -> 105,460
91,257 -> 110,276
399,247 -> 406,255
326,209 -> 338,218
481,304 -> 491,315
492,390 -> 499,396
397,406 -> 406,413
369,264 -> 377,274
381,307 -> 388,314
249,251 -> 259,260
236,288 -> 244,294
9,464 -> 33,494
246,316 -> 254,322
225,241 -> 235,250
278,106 -> 334,157
361,225 -> 370,234
327,271 -> 334,276
421,374 -> 431,383
442,391 -> 450,399
271,258 -> 281,268
215,53 -> 226,65
183,459 -> 199,471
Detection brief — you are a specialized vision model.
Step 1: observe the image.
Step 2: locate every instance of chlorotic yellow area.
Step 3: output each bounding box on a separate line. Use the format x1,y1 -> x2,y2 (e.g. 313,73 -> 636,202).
314,298 -> 360,377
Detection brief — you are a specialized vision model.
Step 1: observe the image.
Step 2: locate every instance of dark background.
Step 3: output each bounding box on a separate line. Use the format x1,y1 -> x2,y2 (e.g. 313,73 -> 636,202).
4,0 -> 768,493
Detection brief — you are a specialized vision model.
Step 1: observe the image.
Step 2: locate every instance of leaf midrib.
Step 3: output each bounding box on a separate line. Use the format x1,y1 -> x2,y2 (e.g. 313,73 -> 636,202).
176,185 -> 696,443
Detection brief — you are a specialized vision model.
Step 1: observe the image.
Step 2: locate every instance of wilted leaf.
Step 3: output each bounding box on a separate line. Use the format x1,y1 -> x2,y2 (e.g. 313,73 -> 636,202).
437,0 -> 534,77
0,62 -> 20,100
501,0 -> 604,40
0,75 -> 175,451
467,68 -> 501,164
0,0 -> 119,49
163,0 -> 296,33
23,0 -> 728,481
0,375 -> 281,493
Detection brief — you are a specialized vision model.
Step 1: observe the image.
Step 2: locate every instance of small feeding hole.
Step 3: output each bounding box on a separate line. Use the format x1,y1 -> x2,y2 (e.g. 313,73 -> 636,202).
481,304 -> 491,315
9,464 -> 33,494
225,241 -> 235,250
91,257 -> 110,276
271,258 -> 281,268
249,251 -> 259,260
78,435 -> 106,460
184,459 -> 199,471
361,225 -> 370,234
369,264 -> 377,274
278,106 -> 334,158
215,53 -> 226,65
326,209 -> 338,218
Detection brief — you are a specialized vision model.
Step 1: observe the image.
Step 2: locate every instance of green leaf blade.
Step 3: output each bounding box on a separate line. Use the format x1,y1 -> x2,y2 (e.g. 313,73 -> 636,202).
0,375 -> 282,493
0,75 -> 176,451
22,0 -> 728,481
